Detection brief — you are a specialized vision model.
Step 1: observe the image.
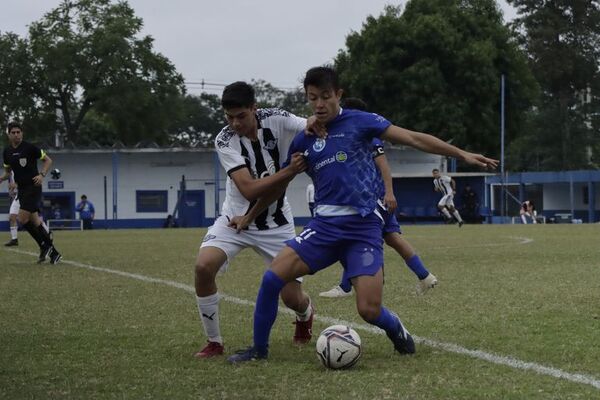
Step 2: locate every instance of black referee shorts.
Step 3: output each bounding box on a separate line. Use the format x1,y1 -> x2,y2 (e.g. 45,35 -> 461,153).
17,185 -> 42,213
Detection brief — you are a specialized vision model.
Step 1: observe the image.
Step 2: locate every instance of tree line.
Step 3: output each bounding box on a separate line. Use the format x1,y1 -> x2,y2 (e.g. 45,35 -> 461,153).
1,0 -> 599,171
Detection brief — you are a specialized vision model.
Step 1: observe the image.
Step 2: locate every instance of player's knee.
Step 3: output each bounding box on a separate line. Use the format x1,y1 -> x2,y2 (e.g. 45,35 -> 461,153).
356,301 -> 381,322
17,215 -> 29,225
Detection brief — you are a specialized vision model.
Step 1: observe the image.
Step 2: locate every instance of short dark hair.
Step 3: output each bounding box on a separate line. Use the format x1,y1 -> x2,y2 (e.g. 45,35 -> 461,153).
342,97 -> 368,111
432,168 -> 440,173
221,81 -> 256,109
81,195 -> 87,200
303,66 -> 340,91
7,121 -> 22,132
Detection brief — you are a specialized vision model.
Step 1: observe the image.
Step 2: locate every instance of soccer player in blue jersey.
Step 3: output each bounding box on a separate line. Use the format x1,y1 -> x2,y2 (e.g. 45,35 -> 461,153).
319,98 -> 437,298
227,66 -> 498,363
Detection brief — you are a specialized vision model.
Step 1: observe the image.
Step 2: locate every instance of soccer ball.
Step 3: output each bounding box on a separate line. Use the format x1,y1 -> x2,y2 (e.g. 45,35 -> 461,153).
50,168 -> 61,180
316,325 -> 362,369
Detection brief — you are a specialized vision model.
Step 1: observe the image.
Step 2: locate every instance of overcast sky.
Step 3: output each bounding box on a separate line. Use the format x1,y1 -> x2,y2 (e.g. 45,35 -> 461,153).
1,0 -> 517,95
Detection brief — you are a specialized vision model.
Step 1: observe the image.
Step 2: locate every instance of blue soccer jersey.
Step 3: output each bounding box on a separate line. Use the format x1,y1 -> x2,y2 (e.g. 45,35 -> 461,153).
286,108 -> 391,216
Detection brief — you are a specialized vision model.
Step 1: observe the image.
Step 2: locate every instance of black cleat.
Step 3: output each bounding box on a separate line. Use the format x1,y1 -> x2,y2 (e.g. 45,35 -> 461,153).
458,220 -> 464,228
37,244 -> 53,264
49,247 -> 62,265
4,239 -> 18,247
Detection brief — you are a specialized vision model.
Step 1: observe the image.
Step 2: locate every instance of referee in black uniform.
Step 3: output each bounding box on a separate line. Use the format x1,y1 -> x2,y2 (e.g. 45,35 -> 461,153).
0,122 -> 61,264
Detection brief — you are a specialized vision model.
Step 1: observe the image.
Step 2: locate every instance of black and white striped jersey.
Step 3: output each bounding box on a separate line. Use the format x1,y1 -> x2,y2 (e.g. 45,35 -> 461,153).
433,175 -> 453,195
215,108 -> 306,230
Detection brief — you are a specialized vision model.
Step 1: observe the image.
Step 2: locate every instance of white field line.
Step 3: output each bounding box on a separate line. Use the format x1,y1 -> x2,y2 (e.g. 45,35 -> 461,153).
5,247 -> 600,391
425,235 -> 534,250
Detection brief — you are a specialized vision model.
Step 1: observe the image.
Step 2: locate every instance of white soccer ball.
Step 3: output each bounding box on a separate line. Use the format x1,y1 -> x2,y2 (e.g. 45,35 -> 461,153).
316,325 -> 362,369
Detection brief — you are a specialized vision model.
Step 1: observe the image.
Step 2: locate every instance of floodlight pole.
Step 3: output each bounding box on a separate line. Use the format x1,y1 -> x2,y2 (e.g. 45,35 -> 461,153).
500,74 -> 506,223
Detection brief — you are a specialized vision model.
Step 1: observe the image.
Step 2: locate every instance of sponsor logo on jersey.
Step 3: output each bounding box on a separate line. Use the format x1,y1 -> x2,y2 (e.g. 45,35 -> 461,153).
313,138 -> 326,152
19,158 -> 27,167
335,151 -> 348,162
314,151 -> 349,171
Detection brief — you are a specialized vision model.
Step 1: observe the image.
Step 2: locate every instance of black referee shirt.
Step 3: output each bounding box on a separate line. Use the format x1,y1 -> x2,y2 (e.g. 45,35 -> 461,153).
2,141 -> 45,187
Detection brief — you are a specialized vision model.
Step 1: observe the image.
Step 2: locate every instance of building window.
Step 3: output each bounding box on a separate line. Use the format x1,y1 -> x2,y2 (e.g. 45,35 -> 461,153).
136,190 -> 168,213
0,194 -> 10,214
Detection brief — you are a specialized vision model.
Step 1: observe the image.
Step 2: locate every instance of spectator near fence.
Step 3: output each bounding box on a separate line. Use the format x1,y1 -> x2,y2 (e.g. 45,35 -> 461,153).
76,195 -> 95,230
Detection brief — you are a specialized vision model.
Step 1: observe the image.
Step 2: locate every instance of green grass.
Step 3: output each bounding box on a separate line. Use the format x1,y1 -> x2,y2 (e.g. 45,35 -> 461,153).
1,224 -> 600,399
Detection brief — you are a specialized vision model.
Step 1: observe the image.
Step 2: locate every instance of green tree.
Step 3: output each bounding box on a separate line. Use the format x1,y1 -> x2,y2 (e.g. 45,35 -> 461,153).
167,93 -> 226,147
0,32 -> 57,142
335,1 -> 537,165
507,0 -> 600,170
4,0 -> 184,145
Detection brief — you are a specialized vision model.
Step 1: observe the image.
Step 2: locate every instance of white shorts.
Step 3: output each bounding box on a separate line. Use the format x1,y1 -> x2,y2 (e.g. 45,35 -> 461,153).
9,198 -> 20,215
438,194 -> 455,207
200,215 -> 299,276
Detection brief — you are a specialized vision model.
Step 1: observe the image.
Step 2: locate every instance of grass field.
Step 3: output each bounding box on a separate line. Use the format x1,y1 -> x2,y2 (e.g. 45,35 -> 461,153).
1,224 -> 600,399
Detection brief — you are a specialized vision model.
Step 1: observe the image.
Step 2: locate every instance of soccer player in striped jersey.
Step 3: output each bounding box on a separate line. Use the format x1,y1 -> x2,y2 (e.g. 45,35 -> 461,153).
227,66 -> 497,363
433,168 -> 464,227
193,82 -> 316,358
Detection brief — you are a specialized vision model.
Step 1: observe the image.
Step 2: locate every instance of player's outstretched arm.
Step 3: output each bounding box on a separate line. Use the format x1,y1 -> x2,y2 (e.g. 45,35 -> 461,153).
230,153 -> 306,201
381,125 -> 498,169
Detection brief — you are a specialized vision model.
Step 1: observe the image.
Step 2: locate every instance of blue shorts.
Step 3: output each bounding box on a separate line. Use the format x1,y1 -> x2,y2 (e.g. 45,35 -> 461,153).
285,213 -> 384,280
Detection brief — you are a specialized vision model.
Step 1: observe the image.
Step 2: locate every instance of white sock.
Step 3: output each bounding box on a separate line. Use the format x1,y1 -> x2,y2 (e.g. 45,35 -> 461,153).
441,208 -> 452,219
521,214 -> 527,224
295,297 -> 313,322
452,210 -> 463,223
196,293 -> 222,344
10,226 -> 18,240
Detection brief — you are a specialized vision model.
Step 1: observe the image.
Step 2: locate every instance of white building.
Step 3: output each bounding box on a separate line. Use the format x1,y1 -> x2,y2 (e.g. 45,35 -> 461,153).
1,144 -> 444,229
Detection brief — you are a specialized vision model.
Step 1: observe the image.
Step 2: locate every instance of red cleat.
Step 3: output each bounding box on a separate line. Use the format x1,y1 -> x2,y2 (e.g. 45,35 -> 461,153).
194,341 -> 224,358
293,306 -> 314,345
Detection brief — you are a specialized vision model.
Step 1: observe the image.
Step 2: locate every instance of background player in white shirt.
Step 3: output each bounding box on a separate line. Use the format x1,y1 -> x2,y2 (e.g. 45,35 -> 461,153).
433,168 -> 464,227
520,200 -> 537,224
5,171 -> 19,246
193,82 -> 316,358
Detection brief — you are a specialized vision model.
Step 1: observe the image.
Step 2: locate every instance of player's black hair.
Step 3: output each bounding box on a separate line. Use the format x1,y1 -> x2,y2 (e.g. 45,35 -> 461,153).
432,168 -> 440,173
342,97 -> 368,111
7,121 -> 22,132
303,66 -> 340,91
81,195 -> 87,200
221,81 -> 256,109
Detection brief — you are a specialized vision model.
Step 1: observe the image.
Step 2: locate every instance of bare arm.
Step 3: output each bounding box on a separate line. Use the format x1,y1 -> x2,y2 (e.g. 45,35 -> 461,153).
451,178 -> 456,193
0,166 -> 11,184
373,154 -> 397,213
230,153 -> 305,201
228,180 -> 291,233
33,154 -> 53,186
380,125 -> 498,169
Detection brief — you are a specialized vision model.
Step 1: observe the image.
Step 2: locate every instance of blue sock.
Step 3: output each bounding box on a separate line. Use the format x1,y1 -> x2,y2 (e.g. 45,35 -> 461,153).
405,254 -> 430,280
339,277 -> 352,293
369,306 -> 401,338
253,270 -> 286,353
